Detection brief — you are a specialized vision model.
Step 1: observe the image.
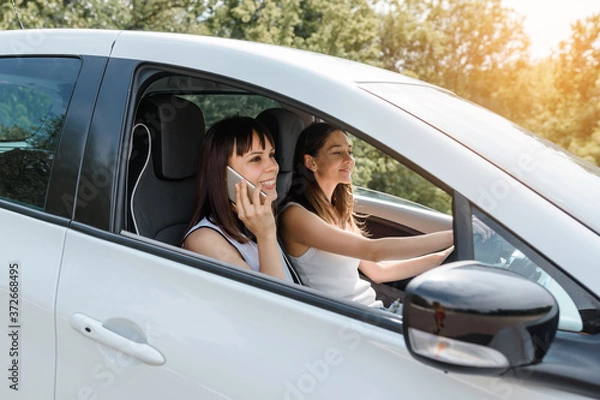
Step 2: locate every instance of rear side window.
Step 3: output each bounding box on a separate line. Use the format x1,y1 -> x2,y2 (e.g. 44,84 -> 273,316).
0,57 -> 80,209
181,94 -> 279,128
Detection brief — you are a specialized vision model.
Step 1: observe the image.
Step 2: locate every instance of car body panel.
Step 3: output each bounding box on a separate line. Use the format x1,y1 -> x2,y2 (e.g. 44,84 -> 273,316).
0,29 -> 119,57
110,30 -> 420,86
56,228 -> 409,399
54,228 -> 584,399
0,208 -> 67,398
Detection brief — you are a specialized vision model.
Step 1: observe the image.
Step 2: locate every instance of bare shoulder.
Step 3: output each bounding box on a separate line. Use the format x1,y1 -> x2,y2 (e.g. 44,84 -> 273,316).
280,203 -> 311,225
278,202 -> 333,248
184,227 -> 247,268
185,226 -> 224,245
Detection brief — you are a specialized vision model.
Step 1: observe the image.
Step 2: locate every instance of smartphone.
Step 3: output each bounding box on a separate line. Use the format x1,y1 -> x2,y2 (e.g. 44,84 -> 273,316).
226,166 -> 267,204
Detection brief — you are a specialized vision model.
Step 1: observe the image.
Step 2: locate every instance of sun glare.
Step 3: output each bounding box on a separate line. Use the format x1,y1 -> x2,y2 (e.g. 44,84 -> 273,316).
503,0 -> 600,58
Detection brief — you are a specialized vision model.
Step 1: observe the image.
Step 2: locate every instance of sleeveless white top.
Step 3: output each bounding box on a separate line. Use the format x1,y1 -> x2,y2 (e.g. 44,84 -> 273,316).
283,203 -> 382,307
185,217 -> 293,282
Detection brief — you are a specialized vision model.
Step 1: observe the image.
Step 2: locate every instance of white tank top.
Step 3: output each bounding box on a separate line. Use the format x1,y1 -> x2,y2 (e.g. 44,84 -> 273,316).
283,203 -> 382,307
185,217 -> 293,282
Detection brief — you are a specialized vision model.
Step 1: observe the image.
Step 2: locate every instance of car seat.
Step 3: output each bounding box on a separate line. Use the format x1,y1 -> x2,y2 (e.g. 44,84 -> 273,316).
256,108 -> 306,202
129,94 -> 205,245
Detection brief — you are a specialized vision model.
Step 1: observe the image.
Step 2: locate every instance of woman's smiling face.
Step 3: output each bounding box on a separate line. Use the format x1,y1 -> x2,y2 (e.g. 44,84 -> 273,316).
228,131 -> 279,199
311,129 -> 355,186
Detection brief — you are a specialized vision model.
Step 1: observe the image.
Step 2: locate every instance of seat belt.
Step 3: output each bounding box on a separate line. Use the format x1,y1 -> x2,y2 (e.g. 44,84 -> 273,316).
277,236 -> 304,285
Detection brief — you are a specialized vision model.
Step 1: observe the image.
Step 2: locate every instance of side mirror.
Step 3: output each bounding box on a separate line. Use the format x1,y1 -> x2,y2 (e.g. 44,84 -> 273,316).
402,261 -> 558,375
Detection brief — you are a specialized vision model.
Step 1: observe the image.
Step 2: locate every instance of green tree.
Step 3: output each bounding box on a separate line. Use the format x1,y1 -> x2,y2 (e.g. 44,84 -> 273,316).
379,0 -> 530,110
377,1 -> 600,167
204,0 -> 302,45
552,13 -> 600,165
1,0 -> 210,33
294,0 -> 380,62
203,0 -> 379,61
351,135 -> 452,214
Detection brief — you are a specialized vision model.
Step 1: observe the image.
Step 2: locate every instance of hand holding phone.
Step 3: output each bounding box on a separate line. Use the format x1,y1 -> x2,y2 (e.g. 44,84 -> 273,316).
227,166 -> 268,205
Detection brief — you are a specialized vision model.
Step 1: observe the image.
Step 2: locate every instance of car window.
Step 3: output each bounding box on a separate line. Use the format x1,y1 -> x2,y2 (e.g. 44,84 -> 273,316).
471,208 -> 600,334
348,134 -> 600,334
351,134 -> 452,215
0,57 -> 81,209
344,134 -> 455,304
142,74 -> 279,128
181,94 -> 279,128
127,72 -> 284,241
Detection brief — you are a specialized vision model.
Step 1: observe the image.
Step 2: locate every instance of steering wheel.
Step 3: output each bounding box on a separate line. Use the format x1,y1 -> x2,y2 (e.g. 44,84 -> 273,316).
473,232 -> 504,265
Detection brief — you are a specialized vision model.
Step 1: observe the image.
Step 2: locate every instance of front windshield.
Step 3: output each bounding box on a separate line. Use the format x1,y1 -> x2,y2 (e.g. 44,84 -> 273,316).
360,82 -> 600,235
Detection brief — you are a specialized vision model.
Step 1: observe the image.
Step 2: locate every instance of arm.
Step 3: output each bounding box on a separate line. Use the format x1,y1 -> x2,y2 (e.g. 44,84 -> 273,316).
358,246 -> 454,284
183,181 -> 285,280
235,180 -> 286,280
279,204 -> 453,262
184,227 -> 285,280
184,228 -> 254,271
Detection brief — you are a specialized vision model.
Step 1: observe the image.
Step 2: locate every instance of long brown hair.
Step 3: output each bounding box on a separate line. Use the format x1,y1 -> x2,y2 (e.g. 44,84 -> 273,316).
283,122 -> 361,233
184,116 -> 275,243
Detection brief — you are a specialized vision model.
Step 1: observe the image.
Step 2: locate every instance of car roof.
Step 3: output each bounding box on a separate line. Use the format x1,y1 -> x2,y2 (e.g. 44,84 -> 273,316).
0,29 -> 120,56
0,28 -> 425,85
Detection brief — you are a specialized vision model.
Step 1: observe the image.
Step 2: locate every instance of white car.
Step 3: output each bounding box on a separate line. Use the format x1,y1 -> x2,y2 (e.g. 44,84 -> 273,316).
1,29 -> 599,399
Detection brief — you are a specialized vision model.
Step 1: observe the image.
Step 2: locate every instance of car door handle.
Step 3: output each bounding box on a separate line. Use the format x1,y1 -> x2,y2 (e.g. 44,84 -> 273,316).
70,313 -> 165,366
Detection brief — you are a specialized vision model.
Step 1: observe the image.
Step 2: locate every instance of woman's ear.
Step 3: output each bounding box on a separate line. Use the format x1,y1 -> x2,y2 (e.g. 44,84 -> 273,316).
304,154 -> 317,172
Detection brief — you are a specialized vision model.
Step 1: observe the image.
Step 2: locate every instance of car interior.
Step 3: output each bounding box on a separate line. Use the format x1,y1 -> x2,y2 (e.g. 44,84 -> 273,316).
123,71 -> 600,333
129,93 -> 205,246
123,73 -> 448,304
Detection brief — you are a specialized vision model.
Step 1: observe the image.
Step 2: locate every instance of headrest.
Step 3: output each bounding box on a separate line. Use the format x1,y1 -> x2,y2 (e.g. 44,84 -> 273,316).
137,94 -> 205,180
256,108 -> 305,173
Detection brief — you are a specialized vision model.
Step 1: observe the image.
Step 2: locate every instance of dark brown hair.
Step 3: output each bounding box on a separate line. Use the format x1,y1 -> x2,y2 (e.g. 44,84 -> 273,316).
184,116 -> 275,243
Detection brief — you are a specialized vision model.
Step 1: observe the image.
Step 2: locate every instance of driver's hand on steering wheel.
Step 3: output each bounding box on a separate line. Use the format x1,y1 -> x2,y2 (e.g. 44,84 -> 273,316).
472,216 -> 494,241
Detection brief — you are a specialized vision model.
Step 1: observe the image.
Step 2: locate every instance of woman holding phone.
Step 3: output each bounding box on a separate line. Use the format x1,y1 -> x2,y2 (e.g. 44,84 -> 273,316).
183,116 -> 292,282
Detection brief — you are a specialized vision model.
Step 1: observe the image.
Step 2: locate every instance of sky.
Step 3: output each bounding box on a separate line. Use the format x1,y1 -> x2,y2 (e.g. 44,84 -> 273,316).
503,0 -> 600,58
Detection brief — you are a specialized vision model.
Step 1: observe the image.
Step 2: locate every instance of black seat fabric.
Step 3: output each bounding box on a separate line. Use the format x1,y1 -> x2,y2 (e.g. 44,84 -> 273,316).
130,94 -> 205,245
256,108 -> 305,201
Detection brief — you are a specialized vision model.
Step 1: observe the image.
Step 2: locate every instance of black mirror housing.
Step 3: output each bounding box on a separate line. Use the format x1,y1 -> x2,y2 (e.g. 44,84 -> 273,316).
403,261 -> 559,375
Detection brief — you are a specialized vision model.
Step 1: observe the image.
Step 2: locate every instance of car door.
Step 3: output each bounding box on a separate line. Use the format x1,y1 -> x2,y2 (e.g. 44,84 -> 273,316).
0,55 -> 90,399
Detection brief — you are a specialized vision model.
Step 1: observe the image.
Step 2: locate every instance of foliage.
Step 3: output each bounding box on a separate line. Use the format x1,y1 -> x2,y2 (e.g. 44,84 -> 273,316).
0,84 -> 52,141
204,0 -> 302,46
1,0 -> 599,210
506,13 -> 600,166
1,0 -> 211,33
553,13 -> 600,165
379,0 -> 531,119
203,0 -> 379,62
351,135 -> 452,214
0,115 -> 62,209
182,94 -> 279,128
293,0 -> 380,62
0,147 -> 53,208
